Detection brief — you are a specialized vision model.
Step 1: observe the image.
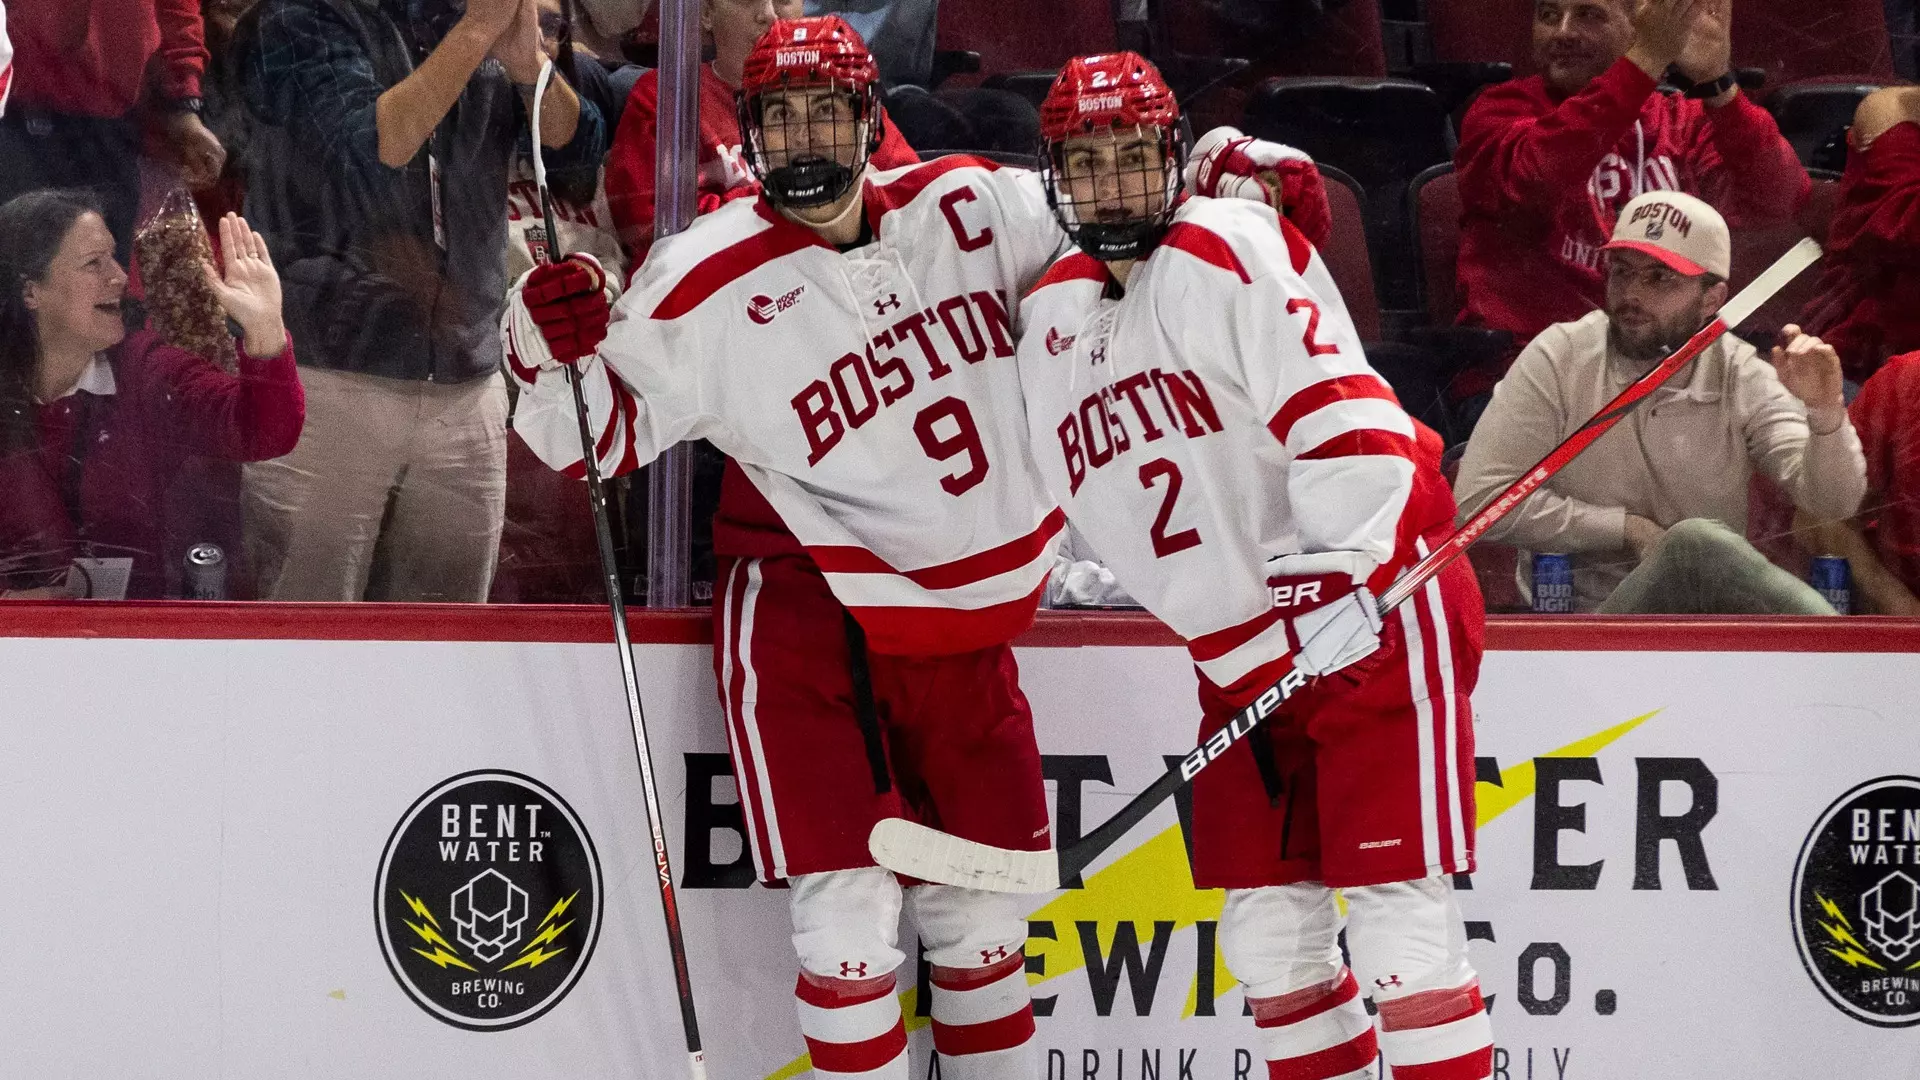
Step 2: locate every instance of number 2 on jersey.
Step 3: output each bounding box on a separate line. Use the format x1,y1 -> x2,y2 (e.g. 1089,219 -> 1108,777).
1140,458 -> 1201,557
915,396 -> 990,496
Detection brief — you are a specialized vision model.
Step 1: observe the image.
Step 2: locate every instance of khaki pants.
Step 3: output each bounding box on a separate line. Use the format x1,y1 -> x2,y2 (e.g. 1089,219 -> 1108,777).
245,367 -> 508,602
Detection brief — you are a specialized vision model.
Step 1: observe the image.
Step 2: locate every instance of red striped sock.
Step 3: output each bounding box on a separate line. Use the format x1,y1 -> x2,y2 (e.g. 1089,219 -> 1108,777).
795,970 -> 909,1080
1247,968 -> 1380,1080
1376,981 -> 1493,1080
929,952 -> 1038,1079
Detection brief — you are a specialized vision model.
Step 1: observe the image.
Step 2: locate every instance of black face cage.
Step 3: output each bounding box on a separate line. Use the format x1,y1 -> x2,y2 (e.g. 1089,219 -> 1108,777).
738,79 -> 884,210
1040,121 -> 1189,262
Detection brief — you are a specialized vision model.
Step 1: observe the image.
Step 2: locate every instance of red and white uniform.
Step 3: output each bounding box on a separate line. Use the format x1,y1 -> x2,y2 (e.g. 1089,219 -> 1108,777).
1018,197 -> 1493,1077
511,152 -> 1068,1080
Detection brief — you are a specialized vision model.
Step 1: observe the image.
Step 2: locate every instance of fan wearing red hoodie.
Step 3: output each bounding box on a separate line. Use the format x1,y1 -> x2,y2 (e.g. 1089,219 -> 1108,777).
1453,0 -> 1806,402
1801,88 -> 1920,382
0,192 -> 303,600
603,0 -> 917,267
0,0 -> 226,253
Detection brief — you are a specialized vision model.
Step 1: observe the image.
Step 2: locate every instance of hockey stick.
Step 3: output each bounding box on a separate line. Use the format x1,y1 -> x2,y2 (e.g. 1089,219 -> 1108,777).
870,237 -> 1825,894
532,62 -> 709,1079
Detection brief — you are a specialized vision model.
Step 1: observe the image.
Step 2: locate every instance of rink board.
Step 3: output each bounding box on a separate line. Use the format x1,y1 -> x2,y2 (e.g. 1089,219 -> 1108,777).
2,608 -> 1918,1079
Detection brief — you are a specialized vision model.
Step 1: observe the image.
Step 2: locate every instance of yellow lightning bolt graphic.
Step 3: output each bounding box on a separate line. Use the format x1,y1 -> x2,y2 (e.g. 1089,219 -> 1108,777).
400,890 -> 442,929
404,918 -> 460,955
413,945 -> 477,971
1817,893 -> 1851,929
758,710 -> 1663,1079
1826,946 -> 1886,970
521,918 -> 574,954
500,945 -> 568,971
534,892 -> 577,931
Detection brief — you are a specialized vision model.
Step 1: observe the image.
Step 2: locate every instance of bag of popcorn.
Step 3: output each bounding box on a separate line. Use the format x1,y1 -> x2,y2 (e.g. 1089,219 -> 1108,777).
134,189 -> 238,372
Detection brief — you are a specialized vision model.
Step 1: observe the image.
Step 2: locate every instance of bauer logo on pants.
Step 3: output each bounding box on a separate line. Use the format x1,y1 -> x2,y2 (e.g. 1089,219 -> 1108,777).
375,770 -> 602,1031
1790,775 -> 1920,1028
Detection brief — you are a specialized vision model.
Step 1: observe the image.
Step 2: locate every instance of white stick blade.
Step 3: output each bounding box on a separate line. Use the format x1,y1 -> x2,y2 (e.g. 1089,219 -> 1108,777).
868,818 -> 1061,893
1718,237 -> 1822,329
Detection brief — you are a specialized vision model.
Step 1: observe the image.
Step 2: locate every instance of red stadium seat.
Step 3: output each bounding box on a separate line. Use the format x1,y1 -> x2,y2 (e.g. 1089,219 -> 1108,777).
1766,78 -> 1891,168
1410,162 -> 1462,325
935,0 -> 1118,77
1733,0 -> 1896,87
1317,164 -> 1382,343
1426,0 -> 1537,75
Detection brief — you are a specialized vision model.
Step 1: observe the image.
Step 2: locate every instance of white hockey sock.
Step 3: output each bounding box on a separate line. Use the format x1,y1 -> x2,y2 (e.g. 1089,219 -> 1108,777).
1246,967 -> 1380,1080
795,970 -> 908,1080
929,951 -> 1037,1080
1374,981 -> 1493,1080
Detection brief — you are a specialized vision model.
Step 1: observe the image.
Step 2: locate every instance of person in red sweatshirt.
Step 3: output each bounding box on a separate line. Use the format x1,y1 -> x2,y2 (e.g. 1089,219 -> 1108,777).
1800,87 -> 1920,382
0,190 -> 303,599
0,0 -> 225,256
1453,0 -> 1806,408
604,0 -> 917,266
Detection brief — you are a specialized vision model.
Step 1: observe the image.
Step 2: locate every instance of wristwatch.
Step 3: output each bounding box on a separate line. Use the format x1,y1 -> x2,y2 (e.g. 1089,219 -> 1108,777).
1683,71 -> 1738,100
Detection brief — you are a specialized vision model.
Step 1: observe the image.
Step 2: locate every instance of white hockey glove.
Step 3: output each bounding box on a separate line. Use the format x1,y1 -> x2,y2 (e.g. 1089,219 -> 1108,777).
1186,126 -> 1333,247
1048,557 -> 1138,608
503,252 -> 612,379
1265,550 -> 1385,678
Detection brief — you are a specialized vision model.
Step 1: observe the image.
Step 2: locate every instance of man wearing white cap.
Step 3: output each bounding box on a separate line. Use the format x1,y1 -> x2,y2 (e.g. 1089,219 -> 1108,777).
1453,190 -> 1868,613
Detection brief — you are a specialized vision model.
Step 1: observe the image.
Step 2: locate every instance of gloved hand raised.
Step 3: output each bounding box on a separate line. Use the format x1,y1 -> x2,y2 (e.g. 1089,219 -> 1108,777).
1264,550 -> 1384,678
503,252 -> 612,375
1187,126 -> 1332,249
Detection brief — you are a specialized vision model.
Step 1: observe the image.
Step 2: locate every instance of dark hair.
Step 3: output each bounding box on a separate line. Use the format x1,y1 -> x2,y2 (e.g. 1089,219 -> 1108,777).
0,189 -> 104,451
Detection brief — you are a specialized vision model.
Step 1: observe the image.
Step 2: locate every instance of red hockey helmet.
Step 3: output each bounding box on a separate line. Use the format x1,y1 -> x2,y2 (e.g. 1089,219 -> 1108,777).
738,16 -> 885,210
1037,53 -> 1188,262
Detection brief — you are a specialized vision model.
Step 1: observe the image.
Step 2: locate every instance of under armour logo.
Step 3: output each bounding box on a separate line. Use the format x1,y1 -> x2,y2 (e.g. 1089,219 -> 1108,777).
1089,345 -> 1108,365
980,946 -> 1010,964
874,293 -> 902,316
839,961 -> 868,978
1375,975 -> 1403,990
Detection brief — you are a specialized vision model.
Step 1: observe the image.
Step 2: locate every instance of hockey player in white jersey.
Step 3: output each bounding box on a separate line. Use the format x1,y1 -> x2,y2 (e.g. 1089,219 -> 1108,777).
506,21 -> 1321,1075
1016,56 -> 1494,1080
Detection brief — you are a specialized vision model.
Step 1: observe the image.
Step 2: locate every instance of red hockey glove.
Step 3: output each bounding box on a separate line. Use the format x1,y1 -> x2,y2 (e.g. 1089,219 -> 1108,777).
1265,551 -> 1384,678
503,252 -> 611,378
1188,126 -> 1333,250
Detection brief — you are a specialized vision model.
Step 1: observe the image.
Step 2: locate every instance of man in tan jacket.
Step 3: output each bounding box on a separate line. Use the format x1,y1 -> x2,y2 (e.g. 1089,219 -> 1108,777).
1454,191 -> 1866,613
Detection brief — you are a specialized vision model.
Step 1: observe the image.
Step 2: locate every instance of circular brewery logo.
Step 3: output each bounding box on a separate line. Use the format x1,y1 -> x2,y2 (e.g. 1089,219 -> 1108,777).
1791,775 -> 1920,1028
376,770 -> 602,1031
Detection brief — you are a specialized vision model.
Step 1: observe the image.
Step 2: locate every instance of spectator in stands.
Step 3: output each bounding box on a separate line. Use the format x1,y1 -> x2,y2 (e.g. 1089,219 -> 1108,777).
1801,87 -> 1920,382
1454,192 -> 1864,614
0,192 -> 303,600
1453,0 -> 1807,418
0,0 -> 225,258
1799,352 -> 1920,615
237,0 -> 605,603
605,0 -> 916,263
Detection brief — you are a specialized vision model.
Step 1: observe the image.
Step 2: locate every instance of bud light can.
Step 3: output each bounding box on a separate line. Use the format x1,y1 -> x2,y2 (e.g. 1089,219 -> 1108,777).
1532,552 -> 1575,613
185,543 -> 227,601
1810,555 -> 1852,615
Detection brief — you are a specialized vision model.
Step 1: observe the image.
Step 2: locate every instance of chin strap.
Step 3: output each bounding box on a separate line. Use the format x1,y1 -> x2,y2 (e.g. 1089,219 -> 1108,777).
780,166 -> 873,236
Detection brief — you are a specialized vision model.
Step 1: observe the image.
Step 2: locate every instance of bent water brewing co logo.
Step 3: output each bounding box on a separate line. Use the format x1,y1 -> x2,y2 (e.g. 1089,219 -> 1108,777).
376,771 -> 603,1030
1791,775 -> 1920,1027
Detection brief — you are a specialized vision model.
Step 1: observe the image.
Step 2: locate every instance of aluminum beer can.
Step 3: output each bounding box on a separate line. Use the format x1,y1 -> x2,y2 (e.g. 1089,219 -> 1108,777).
1810,555 -> 1852,615
185,542 -> 228,601
1531,552 -> 1575,613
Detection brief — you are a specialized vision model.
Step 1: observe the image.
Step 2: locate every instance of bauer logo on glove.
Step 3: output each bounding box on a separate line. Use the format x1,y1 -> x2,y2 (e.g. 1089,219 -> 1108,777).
1265,550 -> 1385,678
